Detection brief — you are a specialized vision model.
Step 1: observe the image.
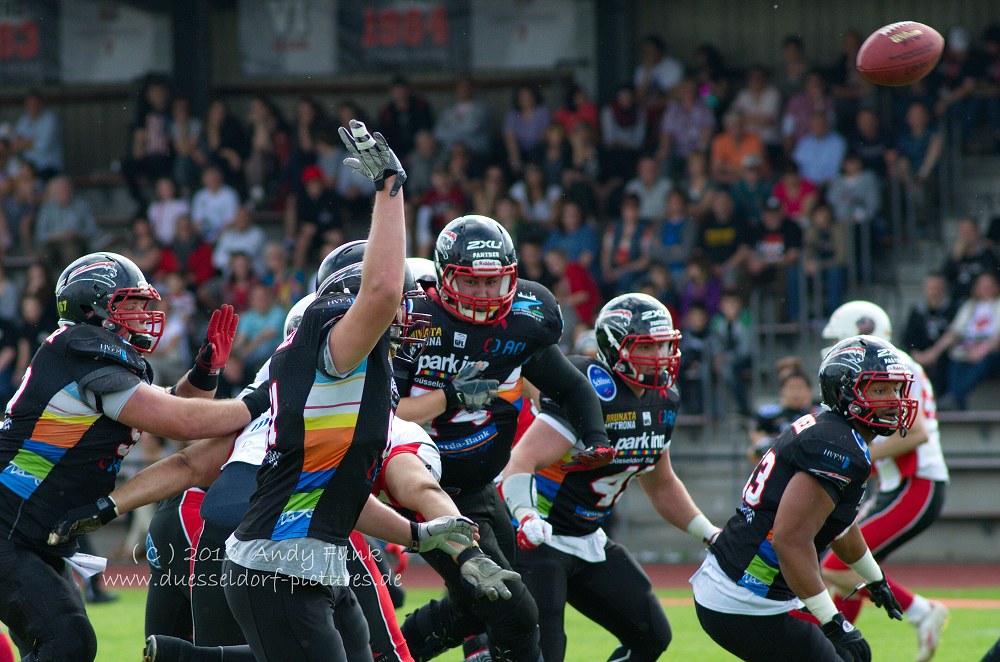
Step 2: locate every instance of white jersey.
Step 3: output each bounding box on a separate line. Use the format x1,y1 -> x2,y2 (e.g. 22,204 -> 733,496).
223,359 -> 273,468
871,350 -> 949,491
374,418 -> 442,507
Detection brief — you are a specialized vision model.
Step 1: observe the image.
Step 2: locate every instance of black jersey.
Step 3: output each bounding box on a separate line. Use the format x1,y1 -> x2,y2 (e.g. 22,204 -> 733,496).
534,356 -> 679,536
712,411 -> 872,601
394,280 -> 562,492
234,294 -> 394,547
0,323 -> 151,554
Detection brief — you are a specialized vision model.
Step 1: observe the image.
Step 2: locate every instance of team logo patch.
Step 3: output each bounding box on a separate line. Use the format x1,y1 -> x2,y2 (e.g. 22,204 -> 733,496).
438,231 -> 457,251
587,364 -> 617,401
454,332 -> 467,349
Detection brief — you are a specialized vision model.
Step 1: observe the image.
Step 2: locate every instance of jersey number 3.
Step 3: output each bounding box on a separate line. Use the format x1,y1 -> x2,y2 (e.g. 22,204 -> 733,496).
742,449 -> 776,507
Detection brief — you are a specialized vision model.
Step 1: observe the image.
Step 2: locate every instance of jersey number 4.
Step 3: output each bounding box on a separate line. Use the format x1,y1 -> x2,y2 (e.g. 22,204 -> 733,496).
742,449 -> 776,507
590,465 -> 647,508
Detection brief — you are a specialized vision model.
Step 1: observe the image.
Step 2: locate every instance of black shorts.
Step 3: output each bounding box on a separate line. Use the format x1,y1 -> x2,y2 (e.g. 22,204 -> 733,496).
695,601 -> 843,662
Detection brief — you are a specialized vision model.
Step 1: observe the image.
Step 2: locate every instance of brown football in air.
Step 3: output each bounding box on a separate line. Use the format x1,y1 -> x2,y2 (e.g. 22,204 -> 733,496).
856,21 -> 944,86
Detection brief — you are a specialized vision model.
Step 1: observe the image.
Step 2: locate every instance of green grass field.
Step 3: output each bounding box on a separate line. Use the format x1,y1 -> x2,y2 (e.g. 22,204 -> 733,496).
83,586 -> 1000,661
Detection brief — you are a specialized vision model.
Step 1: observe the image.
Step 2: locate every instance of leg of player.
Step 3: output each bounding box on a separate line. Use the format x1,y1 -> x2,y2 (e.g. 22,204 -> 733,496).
564,541 -> 671,662
515,543 -> 572,662
346,531 -> 411,662
695,603 -> 844,662
142,635 -> 255,662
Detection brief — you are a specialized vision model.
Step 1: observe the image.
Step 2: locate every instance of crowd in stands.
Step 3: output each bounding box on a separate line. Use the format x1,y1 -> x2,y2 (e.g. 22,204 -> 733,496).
0,23 -> 999,417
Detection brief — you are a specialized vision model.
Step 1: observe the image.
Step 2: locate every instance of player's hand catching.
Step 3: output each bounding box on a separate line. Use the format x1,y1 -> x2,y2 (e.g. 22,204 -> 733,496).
195,304 -> 239,376
865,578 -> 904,620
443,361 -> 499,412
821,614 -> 871,662
412,516 -> 477,553
561,437 -> 616,472
459,551 -> 521,601
48,496 -> 119,546
338,119 -> 406,196
515,513 -> 552,550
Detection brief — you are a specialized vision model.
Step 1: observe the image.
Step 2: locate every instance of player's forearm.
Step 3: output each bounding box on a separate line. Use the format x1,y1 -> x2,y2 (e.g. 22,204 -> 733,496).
642,475 -> 703,532
395,392 -> 447,425
396,481 -> 461,520
172,371 -> 218,399
772,535 -> 829,601
355,494 -> 414,547
111,436 -> 230,513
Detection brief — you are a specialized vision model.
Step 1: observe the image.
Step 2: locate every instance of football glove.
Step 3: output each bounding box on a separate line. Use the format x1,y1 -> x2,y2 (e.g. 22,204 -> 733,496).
561,436 -> 616,472
442,361 -> 499,412
48,496 -> 119,546
411,516 -> 477,553
865,578 -> 904,620
458,549 -> 521,601
821,613 -> 871,662
189,304 -> 240,390
515,513 -> 552,550
338,119 -> 406,196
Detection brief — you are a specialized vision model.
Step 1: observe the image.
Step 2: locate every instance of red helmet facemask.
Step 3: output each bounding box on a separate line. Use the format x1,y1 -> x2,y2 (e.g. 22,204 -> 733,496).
438,262 -> 517,324
615,330 -> 682,390
847,371 -> 918,434
391,290 -> 432,360
106,286 -> 165,353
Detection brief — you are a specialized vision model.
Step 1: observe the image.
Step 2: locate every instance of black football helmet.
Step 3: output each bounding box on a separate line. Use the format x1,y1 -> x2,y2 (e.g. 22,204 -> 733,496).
55,252 -> 164,352
595,293 -> 682,390
819,335 -> 918,436
434,215 -> 517,324
315,241 -> 430,358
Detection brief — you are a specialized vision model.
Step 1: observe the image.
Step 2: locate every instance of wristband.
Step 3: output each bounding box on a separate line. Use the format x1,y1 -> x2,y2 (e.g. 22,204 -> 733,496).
456,545 -> 484,565
441,380 -> 460,410
686,513 -> 719,543
408,520 -> 420,552
186,364 -> 219,392
501,473 -> 537,522
802,590 -> 839,625
847,549 -> 883,584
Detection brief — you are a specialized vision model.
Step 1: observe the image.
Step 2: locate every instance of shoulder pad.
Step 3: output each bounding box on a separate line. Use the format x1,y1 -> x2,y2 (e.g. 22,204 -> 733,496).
307,293 -> 355,325
65,325 -> 146,373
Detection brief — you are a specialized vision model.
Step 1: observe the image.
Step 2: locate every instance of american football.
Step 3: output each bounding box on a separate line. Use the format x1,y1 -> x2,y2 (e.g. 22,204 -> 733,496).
856,21 -> 945,86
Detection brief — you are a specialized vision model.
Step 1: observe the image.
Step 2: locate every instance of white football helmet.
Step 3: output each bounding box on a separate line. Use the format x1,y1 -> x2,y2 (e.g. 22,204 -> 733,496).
406,257 -> 437,284
283,293 -> 317,337
822,300 -> 892,343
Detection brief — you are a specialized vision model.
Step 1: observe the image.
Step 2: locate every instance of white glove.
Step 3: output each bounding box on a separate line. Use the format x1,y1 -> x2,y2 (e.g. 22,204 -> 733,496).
338,119 -> 406,196
413,515 -> 476,553
459,551 -> 521,601
516,513 -> 552,550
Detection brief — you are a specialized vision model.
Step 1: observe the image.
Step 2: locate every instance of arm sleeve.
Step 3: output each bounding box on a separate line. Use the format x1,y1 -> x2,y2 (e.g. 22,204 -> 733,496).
77,366 -> 143,421
522,345 -> 608,447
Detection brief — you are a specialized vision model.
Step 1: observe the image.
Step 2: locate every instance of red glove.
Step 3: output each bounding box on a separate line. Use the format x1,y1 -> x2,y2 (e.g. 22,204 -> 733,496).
561,445 -> 616,472
196,304 -> 240,374
384,543 -> 409,575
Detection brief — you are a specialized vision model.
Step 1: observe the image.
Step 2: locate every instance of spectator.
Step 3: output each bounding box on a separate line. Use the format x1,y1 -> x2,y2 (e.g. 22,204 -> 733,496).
191,164 -> 240,243
493,196 -> 524,243
544,247 -> 602,337
731,154 -> 773,225
197,98 -> 249,194
219,251 -> 259,313
543,199 -> 599,272
287,97 -> 326,187
601,84 -> 647,182
781,70 -> 834,153
471,165 -> 509,218
637,262 -> 680,316
433,74 -> 492,159
980,24 -> 1000,147
122,216 -> 166,281
516,230 -> 556,292
771,160 -> 818,226
121,78 -> 173,210
600,193 -> 653,295
803,203 -> 848,317
169,214 -> 216,289
261,241 -> 306,310
915,272 -> 1000,410
444,141 -> 475,194
791,111 -> 846,187
710,109 -> 766,186
890,101 -> 943,196
0,264 -> 20,324
142,295 -> 191,388
567,120 -> 601,186
20,260 -> 57,331
160,270 -> 196,323
847,107 -> 893,178
538,122 -> 571,187
14,295 -> 55,384
147,176 -> 189,246
378,75 -> 434,160
509,162 -> 560,227
678,303 -> 712,415
747,370 -> 818,462
634,34 -> 684,104
710,289 -> 754,417
415,168 -> 468,258
228,281 -> 286,386
680,150 -> 717,220
503,85 -> 551,174
624,155 -> 672,221
287,163 -> 344,270
774,35 -> 810,100
694,189 -> 751,286
10,90 -> 62,179
828,30 -> 877,132
34,175 -> 98,271
652,189 -> 697,282
746,196 -> 804,320
941,218 -> 999,302
0,311 -> 18,409
692,43 -> 733,122
1,162 -> 40,256
679,257 -> 723,319
405,129 -> 444,199
731,65 -> 783,162
933,26 -> 980,142
656,78 -> 716,177
827,152 -> 880,225
170,96 -> 202,194
321,110 -> 375,224
553,82 -> 599,136
903,272 -> 959,396
213,205 -> 266,275
244,95 -> 292,204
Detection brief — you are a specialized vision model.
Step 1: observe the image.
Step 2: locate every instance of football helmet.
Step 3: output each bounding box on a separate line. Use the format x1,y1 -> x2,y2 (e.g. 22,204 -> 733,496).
823,301 -> 892,342
819,335 -> 917,436
315,241 -> 430,357
595,293 -> 682,390
434,215 -> 517,324
55,252 -> 164,352
283,293 -> 317,337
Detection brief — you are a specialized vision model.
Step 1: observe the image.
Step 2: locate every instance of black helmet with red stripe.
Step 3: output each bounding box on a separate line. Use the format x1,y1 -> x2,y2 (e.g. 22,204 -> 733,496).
434,215 -> 517,324
595,293 -> 682,390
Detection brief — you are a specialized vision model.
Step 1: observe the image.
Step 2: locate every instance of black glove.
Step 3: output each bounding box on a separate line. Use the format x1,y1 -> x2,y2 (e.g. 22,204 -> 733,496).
866,578 -> 904,620
338,119 -> 407,196
242,381 -> 271,421
821,613 -> 871,662
48,496 -> 118,546
442,361 -> 499,412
